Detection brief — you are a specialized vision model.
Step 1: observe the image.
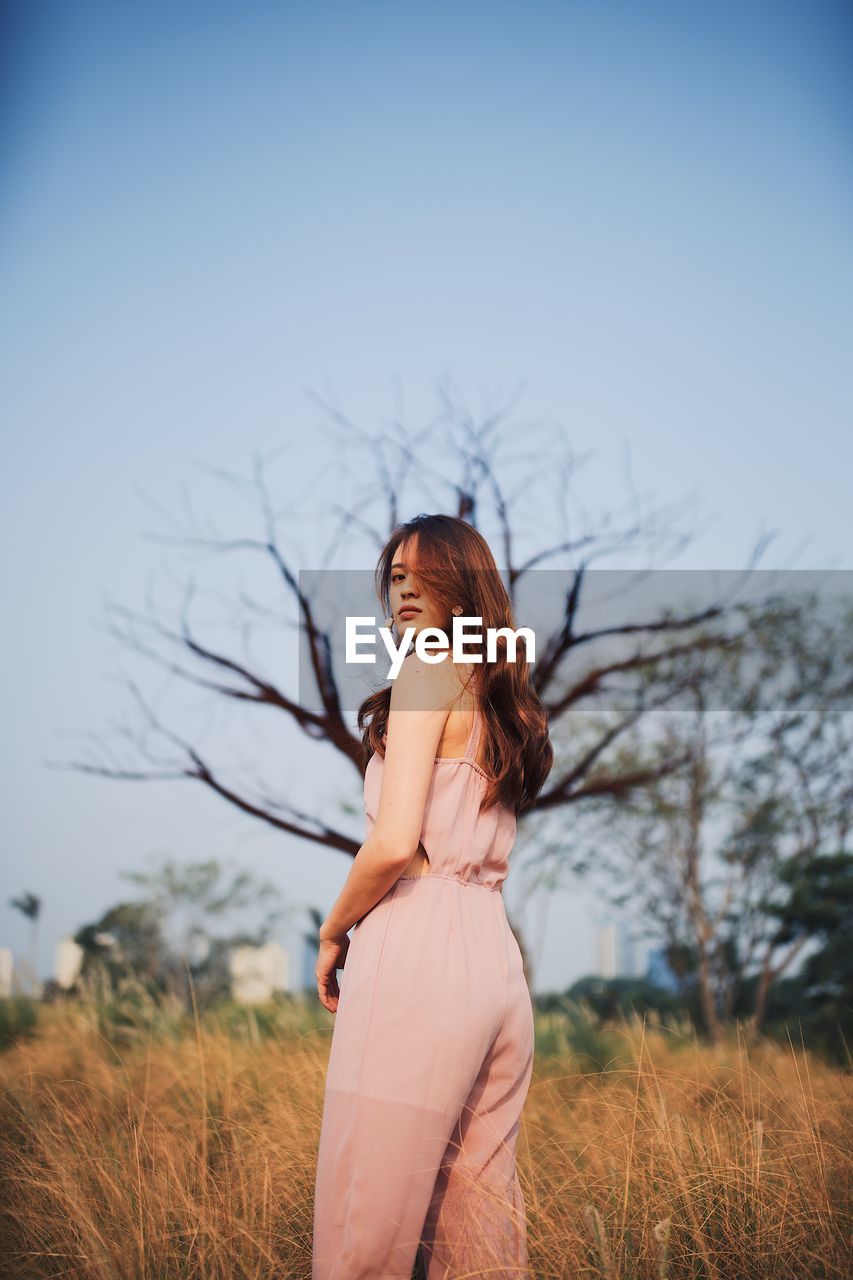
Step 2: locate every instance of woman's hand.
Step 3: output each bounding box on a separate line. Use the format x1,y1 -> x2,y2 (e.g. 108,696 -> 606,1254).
316,932 -> 350,1013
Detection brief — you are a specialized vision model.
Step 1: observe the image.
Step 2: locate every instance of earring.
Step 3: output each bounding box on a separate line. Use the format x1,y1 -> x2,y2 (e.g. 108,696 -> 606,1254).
385,617 -> 394,628
452,605 -> 463,616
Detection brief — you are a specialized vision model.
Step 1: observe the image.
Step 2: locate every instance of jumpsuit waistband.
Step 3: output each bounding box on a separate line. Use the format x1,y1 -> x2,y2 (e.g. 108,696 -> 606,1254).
397,871 -> 503,892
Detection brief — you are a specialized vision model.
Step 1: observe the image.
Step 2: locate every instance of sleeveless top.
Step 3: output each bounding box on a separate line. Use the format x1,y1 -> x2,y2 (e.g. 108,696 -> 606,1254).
363,702 -> 518,892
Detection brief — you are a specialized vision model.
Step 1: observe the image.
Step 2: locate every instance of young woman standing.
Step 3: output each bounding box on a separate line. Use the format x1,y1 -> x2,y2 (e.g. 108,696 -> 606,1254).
313,513 -> 553,1279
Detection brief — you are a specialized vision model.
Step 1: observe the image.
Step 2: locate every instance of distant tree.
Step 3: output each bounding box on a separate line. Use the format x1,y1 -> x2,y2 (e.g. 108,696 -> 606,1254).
555,592 -> 853,1044
304,905 -> 323,952
726,598 -> 853,1038
760,851 -> 853,1062
74,900 -> 165,990
77,856 -> 292,1006
8,891 -> 41,994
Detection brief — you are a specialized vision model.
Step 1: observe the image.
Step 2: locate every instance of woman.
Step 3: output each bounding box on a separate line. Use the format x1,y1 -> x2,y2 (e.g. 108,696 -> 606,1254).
312,513 -> 554,1280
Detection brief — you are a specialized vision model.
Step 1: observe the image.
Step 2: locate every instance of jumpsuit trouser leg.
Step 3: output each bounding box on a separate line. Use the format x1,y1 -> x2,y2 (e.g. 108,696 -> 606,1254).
420,956 -> 535,1279
312,877 -> 534,1280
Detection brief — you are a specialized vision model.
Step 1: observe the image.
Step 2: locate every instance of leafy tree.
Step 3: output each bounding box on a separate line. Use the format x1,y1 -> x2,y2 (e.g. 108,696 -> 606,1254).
76,856 -> 291,1006
761,851 -> 853,1062
74,899 -> 164,991
548,592 -> 853,1043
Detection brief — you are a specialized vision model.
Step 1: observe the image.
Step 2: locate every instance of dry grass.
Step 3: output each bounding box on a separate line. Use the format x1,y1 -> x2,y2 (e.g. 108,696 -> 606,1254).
0,993 -> 849,1279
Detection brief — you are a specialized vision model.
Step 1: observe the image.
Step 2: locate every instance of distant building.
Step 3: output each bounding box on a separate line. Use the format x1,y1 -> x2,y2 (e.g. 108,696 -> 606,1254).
596,922 -> 642,979
620,922 -> 638,977
594,921 -> 640,977
0,947 -> 13,997
645,946 -> 681,993
597,924 -> 618,978
228,942 -> 289,1004
54,937 -> 84,989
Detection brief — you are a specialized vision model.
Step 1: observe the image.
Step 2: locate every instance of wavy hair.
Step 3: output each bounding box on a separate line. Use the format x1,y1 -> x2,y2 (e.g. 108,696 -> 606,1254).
357,513 -> 553,816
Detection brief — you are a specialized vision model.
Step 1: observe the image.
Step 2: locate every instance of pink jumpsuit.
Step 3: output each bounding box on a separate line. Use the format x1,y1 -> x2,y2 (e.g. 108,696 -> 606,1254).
312,706 -> 535,1279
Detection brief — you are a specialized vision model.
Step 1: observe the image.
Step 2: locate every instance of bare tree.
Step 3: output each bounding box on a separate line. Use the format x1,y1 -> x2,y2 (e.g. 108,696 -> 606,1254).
46,380 -> 773,985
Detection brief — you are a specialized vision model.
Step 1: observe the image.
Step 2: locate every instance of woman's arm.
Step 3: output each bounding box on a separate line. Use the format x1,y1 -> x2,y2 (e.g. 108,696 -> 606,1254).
319,652 -> 459,941
317,831 -> 414,942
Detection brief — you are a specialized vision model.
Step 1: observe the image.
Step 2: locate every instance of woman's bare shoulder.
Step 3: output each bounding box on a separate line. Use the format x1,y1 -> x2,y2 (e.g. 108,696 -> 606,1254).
394,650 -> 466,708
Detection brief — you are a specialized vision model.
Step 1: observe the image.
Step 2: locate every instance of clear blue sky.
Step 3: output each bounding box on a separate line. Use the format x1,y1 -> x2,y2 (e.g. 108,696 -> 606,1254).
1,0 -> 851,993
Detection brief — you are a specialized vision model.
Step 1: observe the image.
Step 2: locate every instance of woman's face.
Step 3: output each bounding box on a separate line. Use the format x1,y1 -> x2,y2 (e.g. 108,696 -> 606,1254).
389,540 -> 448,646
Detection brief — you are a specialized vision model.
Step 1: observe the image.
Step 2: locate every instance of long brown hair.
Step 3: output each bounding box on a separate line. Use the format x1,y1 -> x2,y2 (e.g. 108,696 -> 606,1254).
357,514 -> 553,816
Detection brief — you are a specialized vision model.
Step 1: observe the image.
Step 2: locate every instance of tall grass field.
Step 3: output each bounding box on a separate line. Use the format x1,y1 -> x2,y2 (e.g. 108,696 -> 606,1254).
0,983 -> 849,1279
